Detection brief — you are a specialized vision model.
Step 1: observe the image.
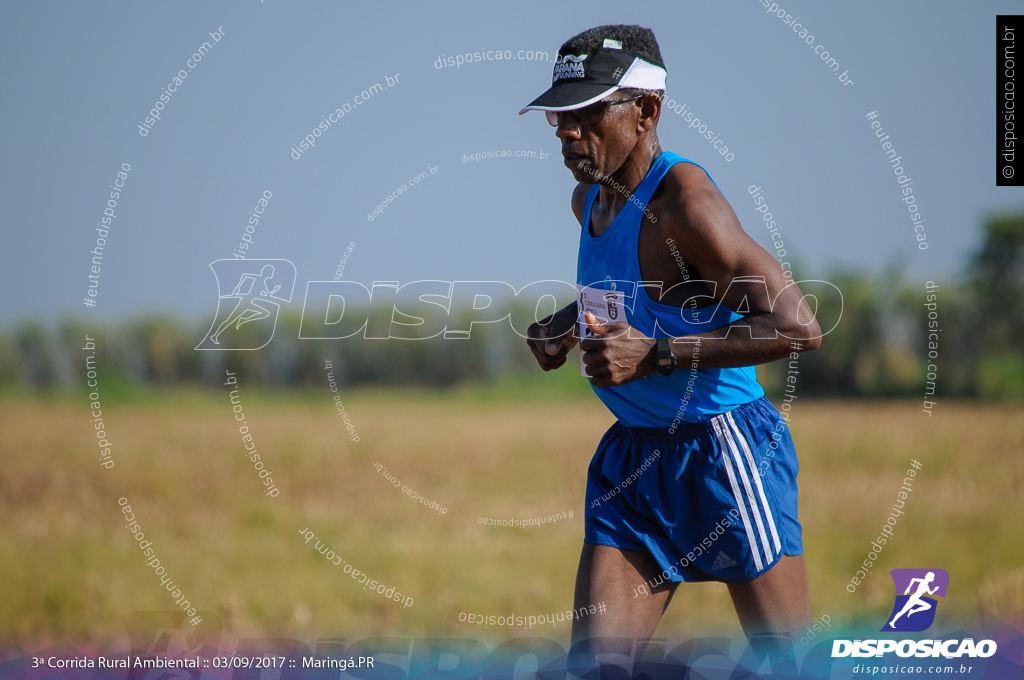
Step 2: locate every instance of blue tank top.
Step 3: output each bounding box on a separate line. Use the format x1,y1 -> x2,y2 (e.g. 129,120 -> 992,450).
576,151 -> 764,426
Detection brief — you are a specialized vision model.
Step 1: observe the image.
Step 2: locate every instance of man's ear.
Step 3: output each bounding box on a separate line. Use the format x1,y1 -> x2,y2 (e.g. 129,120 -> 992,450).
637,93 -> 661,133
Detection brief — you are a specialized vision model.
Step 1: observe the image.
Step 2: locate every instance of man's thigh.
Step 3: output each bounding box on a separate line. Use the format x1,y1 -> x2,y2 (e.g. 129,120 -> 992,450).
726,553 -> 811,637
569,543 -> 677,675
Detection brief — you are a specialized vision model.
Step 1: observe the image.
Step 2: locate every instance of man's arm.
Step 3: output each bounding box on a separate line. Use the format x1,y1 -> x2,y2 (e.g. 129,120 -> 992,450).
659,172 -> 822,366
525,182 -> 590,371
580,166 -> 821,387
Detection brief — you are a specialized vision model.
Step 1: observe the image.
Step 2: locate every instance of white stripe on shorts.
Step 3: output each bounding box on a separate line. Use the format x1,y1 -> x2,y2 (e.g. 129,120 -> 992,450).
726,410 -> 782,554
717,416 -> 774,568
711,416 -> 764,572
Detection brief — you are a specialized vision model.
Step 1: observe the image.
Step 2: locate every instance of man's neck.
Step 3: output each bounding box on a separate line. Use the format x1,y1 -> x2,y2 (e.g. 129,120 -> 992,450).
596,139 -> 663,211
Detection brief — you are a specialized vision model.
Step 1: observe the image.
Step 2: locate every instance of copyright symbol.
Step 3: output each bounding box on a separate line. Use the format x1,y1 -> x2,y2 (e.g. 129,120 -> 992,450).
1003,165 -> 1015,178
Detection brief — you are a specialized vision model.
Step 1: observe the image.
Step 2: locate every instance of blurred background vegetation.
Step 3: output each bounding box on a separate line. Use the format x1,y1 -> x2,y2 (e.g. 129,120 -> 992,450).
3,213 -> 1023,400
2,214 -> 1022,648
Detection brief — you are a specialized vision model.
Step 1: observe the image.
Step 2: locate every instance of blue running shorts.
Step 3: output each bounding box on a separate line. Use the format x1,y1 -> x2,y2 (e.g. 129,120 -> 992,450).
584,396 -> 802,584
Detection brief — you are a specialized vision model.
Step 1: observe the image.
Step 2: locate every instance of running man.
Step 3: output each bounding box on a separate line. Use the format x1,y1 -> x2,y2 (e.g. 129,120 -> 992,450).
889,572 -> 939,628
211,264 -> 281,344
520,25 -> 822,674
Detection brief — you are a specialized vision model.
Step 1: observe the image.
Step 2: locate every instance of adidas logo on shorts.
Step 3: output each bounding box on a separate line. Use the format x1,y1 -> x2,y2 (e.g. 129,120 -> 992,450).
712,550 -> 738,571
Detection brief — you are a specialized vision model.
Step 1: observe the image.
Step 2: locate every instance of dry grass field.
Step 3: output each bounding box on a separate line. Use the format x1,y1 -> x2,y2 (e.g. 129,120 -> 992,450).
1,385 -> 1022,652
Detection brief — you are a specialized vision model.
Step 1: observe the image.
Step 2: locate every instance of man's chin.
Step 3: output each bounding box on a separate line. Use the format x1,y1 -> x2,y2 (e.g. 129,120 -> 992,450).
565,158 -> 597,181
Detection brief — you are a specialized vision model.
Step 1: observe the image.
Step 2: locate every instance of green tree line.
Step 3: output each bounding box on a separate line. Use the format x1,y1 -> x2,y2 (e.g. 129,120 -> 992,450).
3,215 -> 1022,399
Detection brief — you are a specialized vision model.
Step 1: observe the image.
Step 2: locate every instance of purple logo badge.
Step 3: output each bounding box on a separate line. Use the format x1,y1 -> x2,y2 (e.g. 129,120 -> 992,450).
881,568 -> 950,632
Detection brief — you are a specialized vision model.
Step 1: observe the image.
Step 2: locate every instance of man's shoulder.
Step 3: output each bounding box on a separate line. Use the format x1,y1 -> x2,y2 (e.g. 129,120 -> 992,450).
570,182 -> 593,225
660,156 -> 719,198
655,158 -> 723,226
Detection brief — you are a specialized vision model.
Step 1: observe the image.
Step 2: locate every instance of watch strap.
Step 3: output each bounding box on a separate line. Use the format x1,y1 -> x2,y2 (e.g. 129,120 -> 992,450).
656,337 -> 675,376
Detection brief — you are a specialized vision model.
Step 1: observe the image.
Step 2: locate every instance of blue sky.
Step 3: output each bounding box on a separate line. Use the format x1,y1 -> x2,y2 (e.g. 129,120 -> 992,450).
1,0 -> 1020,323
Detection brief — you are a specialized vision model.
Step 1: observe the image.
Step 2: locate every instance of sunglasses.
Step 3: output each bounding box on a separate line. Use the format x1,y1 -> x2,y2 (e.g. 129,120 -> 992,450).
545,93 -> 646,127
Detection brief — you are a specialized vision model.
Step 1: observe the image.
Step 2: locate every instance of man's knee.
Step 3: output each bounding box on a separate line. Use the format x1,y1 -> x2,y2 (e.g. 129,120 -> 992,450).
733,633 -> 800,679
567,637 -> 635,680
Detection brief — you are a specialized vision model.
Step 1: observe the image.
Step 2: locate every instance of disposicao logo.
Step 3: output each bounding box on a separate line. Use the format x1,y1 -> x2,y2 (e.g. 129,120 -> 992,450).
883,568 -> 948,632
832,568 -> 997,659
196,259 -> 296,350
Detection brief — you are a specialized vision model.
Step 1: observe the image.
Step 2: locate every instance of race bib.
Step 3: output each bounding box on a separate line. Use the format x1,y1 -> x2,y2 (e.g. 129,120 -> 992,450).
576,283 -> 624,378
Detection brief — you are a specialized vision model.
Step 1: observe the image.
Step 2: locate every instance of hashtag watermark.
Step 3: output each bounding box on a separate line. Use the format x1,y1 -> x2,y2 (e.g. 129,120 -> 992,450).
754,339 -> 803,477
119,497 -> 204,625
84,162 -> 132,307
846,459 -> 923,593
865,110 -> 927,250
476,510 -> 571,526
458,602 -> 606,630
770,340 -> 803,430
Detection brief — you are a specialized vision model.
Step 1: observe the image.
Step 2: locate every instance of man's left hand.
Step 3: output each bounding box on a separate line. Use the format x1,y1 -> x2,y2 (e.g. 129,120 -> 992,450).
580,310 -> 658,387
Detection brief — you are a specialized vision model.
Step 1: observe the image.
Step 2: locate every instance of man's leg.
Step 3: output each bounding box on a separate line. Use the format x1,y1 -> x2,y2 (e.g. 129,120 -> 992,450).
569,543 -> 678,678
727,554 -> 811,668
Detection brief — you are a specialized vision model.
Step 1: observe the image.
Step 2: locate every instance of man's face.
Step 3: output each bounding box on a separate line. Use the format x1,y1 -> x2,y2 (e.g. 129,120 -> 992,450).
556,93 -> 643,183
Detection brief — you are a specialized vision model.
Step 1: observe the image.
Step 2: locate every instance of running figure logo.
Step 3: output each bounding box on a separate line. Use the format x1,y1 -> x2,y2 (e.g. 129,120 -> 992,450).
196,259 -> 296,350
881,568 -> 950,632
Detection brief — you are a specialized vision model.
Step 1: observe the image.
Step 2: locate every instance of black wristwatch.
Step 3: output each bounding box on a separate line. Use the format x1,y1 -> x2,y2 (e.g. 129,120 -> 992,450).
655,337 -> 675,376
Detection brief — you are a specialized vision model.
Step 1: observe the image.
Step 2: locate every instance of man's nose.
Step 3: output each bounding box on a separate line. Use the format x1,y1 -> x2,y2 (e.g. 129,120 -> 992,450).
554,114 -> 581,140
